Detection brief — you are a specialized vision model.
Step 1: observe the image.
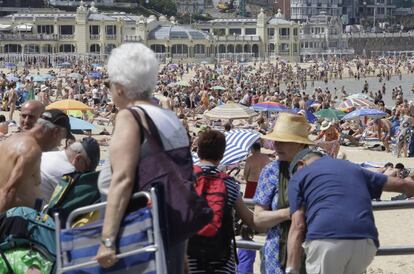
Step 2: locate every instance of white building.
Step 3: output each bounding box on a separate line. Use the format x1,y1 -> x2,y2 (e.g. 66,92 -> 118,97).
299,13 -> 353,61
290,0 -> 342,22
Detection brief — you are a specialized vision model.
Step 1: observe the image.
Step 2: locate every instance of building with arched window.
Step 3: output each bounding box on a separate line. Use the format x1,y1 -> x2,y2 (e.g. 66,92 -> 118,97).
0,2 -> 305,62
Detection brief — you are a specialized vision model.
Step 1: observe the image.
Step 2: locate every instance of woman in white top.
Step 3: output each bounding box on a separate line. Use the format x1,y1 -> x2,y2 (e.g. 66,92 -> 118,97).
95,43 -> 189,273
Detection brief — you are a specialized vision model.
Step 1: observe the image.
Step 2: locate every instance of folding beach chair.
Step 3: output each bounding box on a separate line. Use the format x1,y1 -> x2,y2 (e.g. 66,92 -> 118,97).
54,188 -> 167,273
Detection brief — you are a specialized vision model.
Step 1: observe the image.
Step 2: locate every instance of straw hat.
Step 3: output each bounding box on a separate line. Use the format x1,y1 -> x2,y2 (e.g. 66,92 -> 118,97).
320,120 -> 333,131
263,112 -> 314,145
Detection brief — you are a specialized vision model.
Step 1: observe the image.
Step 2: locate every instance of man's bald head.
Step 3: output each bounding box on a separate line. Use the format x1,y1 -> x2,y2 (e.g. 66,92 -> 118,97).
20,100 -> 45,131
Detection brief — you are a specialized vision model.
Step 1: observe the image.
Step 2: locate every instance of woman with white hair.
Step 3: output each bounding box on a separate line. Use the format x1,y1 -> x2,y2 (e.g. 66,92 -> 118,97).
95,43 -> 190,273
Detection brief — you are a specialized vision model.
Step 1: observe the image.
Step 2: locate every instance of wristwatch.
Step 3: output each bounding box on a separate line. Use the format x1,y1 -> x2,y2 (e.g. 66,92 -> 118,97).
101,238 -> 115,249
285,267 -> 299,274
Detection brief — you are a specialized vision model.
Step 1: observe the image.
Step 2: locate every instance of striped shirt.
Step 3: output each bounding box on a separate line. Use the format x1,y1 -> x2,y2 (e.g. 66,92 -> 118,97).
188,164 -> 241,274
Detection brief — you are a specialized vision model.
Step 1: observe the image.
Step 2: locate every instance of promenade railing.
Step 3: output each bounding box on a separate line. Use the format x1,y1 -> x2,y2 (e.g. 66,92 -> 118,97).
237,199 -> 414,256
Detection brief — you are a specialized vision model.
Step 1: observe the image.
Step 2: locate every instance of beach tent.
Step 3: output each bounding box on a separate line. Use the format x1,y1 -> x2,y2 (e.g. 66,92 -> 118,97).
46,100 -> 91,111
192,129 -> 261,166
204,103 -> 258,120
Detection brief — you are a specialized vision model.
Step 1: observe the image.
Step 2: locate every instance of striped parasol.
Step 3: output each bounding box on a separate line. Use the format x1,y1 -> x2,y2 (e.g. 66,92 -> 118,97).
338,98 -> 375,109
252,102 -> 288,112
342,108 -> 387,120
204,103 -> 258,120
193,129 -> 261,166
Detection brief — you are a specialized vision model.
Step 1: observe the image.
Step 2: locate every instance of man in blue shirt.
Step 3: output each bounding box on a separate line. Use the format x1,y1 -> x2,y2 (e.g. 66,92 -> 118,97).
285,149 -> 414,274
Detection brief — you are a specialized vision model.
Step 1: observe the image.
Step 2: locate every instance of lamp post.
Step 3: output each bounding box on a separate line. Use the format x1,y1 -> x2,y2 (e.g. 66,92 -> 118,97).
373,0 -> 377,32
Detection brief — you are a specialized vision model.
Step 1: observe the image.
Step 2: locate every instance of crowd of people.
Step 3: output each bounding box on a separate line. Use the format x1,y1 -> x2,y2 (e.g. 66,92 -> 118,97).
0,43 -> 413,274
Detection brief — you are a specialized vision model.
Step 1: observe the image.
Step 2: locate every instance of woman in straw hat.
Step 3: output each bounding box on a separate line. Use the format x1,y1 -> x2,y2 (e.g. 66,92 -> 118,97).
253,112 -> 314,274
315,120 -> 340,158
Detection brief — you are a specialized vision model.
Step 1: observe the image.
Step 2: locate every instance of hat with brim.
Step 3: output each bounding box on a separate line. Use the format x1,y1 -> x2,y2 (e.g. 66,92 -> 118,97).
263,112 -> 314,145
320,120 -> 333,131
40,109 -> 74,139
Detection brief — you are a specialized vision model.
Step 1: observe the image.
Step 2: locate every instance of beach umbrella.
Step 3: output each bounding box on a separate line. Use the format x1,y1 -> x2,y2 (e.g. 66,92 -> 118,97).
211,85 -> 226,91
59,62 -> 71,68
29,75 -> 48,82
91,63 -> 102,68
168,64 -> 178,70
69,116 -> 96,131
88,71 -> 103,79
314,109 -> 346,121
338,98 -> 375,109
5,63 -> 16,69
204,103 -> 258,120
167,81 -> 190,87
46,99 -> 91,111
252,102 -> 288,112
346,93 -> 373,101
41,74 -> 54,81
6,74 -> 19,82
68,72 -> 82,79
67,110 -> 94,119
291,108 -> 317,123
342,108 -> 387,121
192,129 -> 261,166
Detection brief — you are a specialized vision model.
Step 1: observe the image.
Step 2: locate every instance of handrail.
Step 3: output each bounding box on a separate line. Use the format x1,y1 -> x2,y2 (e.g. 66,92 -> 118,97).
239,198 -> 414,256
243,198 -> 414,211
236,240 -> 414,256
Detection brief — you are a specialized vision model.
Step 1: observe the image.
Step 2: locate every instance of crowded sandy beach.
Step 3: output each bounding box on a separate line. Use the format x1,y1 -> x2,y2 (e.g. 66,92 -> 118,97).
0,45 -> 413,274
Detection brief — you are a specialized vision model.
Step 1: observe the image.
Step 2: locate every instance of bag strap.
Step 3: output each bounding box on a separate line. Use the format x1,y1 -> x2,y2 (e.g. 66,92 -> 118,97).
0,249 -> 14,274
127,106 -> 165,152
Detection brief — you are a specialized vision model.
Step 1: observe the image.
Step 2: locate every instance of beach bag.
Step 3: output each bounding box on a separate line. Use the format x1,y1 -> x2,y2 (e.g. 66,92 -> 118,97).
46,171 -> 101,226
0,207 -> 56,273
128,107 -> 213,245
187,167 -> 236,263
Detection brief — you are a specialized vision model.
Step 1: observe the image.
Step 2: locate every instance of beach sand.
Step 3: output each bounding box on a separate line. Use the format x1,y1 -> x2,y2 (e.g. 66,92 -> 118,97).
2,63 -> 414,273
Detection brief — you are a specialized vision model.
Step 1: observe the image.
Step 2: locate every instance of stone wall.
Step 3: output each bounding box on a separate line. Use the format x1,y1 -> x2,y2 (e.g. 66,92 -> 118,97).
348,34 -> 414,56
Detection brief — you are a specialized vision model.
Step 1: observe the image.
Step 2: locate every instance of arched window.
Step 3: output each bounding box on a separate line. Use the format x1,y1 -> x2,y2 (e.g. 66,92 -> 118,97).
59,44 -> 75,53
24,44 -> 40,53
227,44 -> 234,53
150,44 -> 166,53
244,44 -> 251,53
235,44 -> 243,53
105,44 -> 116,54
218,44 -> 226,53
252,44 -> 259,57
171,44 -> 188,55
4,44 -> 22,53
90,44 -> 100,53
194,44 -> 205,54
268,43 -> 275,53
42,44 -> 53,53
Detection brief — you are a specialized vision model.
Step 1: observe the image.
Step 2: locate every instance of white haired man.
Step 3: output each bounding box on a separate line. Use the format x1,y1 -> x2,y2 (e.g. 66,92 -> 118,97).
40,137 -> 100,204
286,149 -> 414,274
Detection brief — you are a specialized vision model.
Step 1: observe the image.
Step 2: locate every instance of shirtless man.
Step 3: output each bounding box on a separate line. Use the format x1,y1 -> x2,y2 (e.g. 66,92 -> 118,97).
376,118 -> 393,152
243,142 -> 270,198
6,83 -> 17,121
37,85 -> 51,106
20,100 -> 45,131
0,109 -> 71,212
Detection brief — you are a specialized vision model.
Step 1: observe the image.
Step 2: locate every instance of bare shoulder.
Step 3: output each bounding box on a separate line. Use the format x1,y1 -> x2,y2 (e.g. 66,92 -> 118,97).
3,134 -> 41,157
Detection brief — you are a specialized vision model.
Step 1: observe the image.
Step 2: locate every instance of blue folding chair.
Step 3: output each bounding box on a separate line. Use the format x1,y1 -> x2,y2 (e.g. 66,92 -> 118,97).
54,188 -> 167,273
